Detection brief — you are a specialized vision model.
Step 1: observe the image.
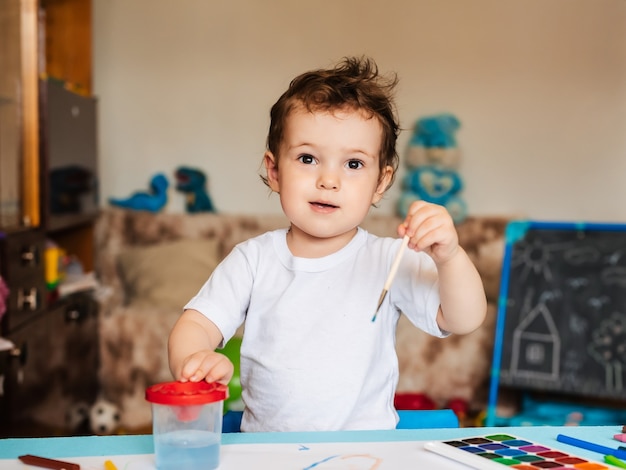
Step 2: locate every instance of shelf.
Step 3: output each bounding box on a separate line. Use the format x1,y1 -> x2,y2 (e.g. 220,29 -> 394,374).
46,211 -> 100,234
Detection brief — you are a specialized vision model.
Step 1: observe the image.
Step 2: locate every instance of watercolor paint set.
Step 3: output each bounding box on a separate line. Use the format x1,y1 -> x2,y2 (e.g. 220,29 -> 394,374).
424,433 -> 617,469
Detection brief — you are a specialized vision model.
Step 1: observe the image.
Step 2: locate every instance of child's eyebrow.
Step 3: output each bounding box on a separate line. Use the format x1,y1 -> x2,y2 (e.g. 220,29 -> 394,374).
282,142 -> 315,154
344,147 -> 378,160
350,148 -> 376,157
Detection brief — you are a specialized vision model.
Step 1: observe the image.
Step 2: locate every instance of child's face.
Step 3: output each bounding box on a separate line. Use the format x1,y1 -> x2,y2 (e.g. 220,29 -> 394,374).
265,106 -> 393,248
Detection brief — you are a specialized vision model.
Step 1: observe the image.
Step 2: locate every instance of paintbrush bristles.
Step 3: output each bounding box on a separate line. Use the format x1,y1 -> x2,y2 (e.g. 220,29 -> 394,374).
372,234 -> 410,322
371,289 -> 388,321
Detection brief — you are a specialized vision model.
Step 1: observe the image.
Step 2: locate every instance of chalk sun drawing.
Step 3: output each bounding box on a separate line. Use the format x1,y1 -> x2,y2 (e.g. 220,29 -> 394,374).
510,238 -> 576,282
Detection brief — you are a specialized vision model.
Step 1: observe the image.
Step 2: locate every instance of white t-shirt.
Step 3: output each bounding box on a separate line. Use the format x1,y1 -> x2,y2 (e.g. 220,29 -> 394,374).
185,227 -> 445,432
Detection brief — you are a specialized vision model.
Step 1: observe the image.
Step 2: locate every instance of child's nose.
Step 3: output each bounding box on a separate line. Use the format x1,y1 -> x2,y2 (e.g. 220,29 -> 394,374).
317,171 -> 340,190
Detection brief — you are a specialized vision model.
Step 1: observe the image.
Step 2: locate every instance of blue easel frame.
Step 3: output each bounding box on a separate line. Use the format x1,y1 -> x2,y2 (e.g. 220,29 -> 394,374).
485,219 -> 626,426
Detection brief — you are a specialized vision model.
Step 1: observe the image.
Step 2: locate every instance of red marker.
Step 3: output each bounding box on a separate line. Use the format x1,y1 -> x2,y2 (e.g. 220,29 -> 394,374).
615,434 -> 626,443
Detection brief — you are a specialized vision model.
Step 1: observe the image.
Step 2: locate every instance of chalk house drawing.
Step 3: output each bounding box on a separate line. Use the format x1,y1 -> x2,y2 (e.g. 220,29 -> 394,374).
510,299 -> 560,381
588,312 -> 626,392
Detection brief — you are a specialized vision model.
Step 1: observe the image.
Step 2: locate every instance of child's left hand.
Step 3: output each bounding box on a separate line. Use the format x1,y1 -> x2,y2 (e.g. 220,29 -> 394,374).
398,200 -> 459,265
399,200 -> 486,335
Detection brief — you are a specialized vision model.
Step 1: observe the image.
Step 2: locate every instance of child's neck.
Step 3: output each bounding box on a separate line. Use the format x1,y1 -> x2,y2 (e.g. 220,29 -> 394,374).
286,226 -> 358,258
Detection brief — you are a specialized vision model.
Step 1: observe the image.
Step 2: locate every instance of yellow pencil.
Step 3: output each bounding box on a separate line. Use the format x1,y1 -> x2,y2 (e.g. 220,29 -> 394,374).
104,460 -> 119,470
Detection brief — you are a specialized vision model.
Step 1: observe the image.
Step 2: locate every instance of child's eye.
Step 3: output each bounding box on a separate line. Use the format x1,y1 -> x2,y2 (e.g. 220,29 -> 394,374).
346,160 -> 364,170
298,154 -> 316,165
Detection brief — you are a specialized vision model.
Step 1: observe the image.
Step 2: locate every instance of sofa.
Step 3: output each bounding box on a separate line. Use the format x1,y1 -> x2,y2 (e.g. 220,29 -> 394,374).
93,208 -> 509,432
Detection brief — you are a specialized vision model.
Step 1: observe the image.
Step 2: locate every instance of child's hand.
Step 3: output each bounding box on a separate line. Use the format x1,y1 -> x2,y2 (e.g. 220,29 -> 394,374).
398,200 -> 459,265
399,200 -> 487,335
178,350 -> 234,385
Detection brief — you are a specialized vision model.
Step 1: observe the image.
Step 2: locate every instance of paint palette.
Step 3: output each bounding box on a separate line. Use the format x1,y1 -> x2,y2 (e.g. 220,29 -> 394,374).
424,434 -> 611,469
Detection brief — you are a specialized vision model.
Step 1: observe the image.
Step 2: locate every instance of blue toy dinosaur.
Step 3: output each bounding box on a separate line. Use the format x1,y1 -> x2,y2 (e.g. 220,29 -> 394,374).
175,166 -> 216,213
108,173 -> 169,212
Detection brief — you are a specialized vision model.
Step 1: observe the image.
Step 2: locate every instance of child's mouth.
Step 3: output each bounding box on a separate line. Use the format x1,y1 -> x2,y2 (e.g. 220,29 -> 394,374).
311,201 -> 338,209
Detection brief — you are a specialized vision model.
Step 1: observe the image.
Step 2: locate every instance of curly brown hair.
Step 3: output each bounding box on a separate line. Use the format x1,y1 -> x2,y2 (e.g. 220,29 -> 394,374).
262,56 -> 400,190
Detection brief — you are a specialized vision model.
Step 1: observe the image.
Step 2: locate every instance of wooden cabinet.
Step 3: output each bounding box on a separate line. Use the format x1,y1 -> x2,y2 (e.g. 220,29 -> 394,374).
0,228 -> 47,334
0,0 -> 40,229
42,0 -> 92,94
0,0 -> 97,317
0,0 -> 95,256
40,0 -> 97,271
0,0 -> 99,436
0,291 -> 99,437
0,228 -> 99,437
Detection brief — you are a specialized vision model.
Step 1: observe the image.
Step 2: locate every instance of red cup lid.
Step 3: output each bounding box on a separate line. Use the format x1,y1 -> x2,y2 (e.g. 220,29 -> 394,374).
145,381 -> 228,406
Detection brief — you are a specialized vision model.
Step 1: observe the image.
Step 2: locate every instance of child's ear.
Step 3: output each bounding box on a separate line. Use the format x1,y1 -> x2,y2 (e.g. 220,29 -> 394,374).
372,165 -> 394,204
264,152 -> 280,193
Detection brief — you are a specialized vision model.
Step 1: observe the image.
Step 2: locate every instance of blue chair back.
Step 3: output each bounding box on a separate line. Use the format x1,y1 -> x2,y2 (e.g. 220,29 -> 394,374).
396,409 -> 459,429
223,409 -> 459,433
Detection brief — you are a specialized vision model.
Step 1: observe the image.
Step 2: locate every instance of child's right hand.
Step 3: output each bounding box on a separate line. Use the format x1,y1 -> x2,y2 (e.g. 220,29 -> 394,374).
177,349 -> 234,385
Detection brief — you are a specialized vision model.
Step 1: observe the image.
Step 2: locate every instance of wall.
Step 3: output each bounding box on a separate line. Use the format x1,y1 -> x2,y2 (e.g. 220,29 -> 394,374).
93,0 -> 626,222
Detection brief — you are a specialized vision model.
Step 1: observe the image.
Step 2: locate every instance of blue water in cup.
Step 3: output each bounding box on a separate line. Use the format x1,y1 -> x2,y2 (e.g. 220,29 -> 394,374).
154,429 -> 220,470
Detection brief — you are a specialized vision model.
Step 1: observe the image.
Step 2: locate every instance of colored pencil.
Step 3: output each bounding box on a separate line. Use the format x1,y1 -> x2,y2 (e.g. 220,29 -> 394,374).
104,460 -> 118,470
18,454 -> 80,470
556,434 -> 626,459
606,454 -> 626,469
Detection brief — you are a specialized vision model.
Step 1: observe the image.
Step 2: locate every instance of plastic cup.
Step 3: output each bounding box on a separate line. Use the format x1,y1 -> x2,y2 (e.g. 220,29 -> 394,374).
145,381 -> 229,470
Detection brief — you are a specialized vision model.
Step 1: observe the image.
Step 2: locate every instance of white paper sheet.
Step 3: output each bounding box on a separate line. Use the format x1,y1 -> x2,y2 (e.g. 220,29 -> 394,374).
1,440 -> 470,469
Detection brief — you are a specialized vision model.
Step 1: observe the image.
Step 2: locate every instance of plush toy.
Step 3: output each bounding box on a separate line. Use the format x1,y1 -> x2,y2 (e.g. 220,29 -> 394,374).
89,398 -> 121,435
65,401 -> 91,434
398,113 -> 467,223
108,173 -> 169,212
175,166 -> 216,213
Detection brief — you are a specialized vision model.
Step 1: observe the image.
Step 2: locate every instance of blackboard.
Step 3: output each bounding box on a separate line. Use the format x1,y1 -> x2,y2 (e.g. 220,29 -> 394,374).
489,221 -> 626,409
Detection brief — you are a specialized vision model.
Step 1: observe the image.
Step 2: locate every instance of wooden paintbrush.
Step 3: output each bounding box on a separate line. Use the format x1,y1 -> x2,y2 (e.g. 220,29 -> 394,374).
372,234 -> 410,322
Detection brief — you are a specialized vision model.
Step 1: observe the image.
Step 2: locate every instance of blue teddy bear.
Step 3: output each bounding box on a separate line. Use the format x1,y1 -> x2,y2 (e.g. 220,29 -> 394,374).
398,113 -> 467,223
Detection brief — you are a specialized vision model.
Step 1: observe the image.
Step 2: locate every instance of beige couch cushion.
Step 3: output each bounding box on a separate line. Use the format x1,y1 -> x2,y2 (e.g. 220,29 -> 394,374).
117,238 -> 221,310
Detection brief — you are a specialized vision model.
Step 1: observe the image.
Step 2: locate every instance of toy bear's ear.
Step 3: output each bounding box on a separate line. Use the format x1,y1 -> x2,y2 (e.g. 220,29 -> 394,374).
417,117 -> 437,135
409,119 -> 427,147
438,113 -> 460,133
